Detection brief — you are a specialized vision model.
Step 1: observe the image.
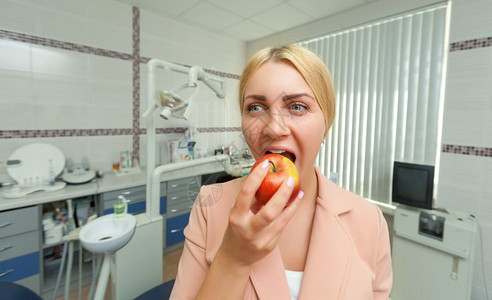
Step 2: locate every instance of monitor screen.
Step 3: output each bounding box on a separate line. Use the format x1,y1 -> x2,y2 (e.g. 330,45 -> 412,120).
392,161 -> 434,209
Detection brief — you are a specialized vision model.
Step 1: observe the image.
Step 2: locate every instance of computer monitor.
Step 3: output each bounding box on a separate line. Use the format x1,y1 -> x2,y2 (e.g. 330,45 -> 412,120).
392,161 -> 434,209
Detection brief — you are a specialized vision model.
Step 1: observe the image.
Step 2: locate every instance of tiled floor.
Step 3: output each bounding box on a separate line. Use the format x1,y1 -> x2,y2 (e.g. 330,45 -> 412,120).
55,247 -> 183,300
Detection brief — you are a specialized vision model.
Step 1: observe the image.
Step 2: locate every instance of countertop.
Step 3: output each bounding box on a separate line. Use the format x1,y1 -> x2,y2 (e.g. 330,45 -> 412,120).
0,159 -> 228,212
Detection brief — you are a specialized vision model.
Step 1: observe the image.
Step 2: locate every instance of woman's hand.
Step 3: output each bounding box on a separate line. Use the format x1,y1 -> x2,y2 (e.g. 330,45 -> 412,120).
218,159 -> 304,267
195,160 -> 303,299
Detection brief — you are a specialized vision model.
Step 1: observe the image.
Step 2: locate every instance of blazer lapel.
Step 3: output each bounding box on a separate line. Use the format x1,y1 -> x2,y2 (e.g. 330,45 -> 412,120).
250,247 -> 291,299
299,168 -> 354,299
248,168 -> 354,299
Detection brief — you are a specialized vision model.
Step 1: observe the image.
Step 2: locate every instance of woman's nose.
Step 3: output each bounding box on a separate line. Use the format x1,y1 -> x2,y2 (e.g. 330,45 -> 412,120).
262,108 -> 290,138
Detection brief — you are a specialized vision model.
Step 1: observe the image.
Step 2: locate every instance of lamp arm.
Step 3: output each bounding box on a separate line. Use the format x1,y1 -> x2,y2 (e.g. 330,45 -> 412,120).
189,65 -> 225,98
201,76 -> 225,98
142,103 -> 158,120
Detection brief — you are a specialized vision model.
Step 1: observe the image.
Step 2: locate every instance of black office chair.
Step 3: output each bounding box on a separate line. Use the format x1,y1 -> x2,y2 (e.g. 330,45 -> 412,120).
0,281 -> 43,300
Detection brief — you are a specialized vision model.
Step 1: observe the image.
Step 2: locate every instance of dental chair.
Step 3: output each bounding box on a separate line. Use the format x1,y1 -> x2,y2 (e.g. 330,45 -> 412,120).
134,280 -> 175,300
0,281 -> 43,300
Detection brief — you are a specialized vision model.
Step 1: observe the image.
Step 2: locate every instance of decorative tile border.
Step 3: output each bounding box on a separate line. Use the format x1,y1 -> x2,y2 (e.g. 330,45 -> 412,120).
0,127 -> 242,139
139,57 -> 240,80
197,127 -> 242,133
442,144 -> 492,158
154,128 -> 186,134
132,6 -> 141,158
0,129 -> 133,139
449,37 -> 492,52
143,128 -> 242,135
0,29 -> 134,60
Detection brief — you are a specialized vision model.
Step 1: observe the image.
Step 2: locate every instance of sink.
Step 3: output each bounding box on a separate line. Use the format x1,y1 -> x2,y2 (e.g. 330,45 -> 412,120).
80,214 -> 136,254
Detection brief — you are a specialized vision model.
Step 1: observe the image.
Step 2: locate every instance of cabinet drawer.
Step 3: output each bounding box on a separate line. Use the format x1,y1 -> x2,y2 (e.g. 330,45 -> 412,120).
102,185 -> 167,215
168,176 -> 201,194
166,213 -> 190,247
103,198 -> 146,215
101,185 -> 146,202
167,201 -> 193,219
185,188 -> 200,203
0,252 -> 39,282
167,189 -> 197,207
0,206 -> 39,238
0,231 -> 40,262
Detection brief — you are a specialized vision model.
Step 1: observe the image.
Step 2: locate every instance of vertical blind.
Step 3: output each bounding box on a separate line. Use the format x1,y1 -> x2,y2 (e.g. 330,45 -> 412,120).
300,4 -> 447,204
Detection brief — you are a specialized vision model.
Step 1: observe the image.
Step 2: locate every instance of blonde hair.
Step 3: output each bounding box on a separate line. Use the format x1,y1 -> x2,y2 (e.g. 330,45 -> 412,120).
239,44 -> 336,137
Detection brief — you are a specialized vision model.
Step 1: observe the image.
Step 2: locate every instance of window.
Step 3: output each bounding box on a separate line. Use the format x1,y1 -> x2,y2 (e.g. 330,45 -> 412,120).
300,4 -> 447,204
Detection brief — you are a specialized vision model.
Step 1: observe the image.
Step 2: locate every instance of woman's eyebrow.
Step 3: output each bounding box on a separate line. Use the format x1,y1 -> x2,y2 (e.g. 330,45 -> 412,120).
244,93 -> 314,102
282,93 -> 315,101
244,94 -> 266,101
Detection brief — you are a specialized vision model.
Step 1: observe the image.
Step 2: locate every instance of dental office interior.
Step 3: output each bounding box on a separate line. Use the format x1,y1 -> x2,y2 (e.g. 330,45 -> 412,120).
0,0 -> 491,299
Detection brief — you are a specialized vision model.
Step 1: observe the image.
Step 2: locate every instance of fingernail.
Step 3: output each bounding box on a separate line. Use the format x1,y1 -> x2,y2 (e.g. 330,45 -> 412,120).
297,191 -> 304,199
261,160 -> 270,169
286,176 -> 295,188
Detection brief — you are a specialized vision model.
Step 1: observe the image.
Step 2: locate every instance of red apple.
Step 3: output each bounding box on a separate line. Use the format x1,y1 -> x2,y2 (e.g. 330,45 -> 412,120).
251,153 -> 301,206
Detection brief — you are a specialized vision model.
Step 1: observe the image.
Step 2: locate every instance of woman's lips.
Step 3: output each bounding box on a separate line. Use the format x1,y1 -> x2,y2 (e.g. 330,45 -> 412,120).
265,150 -> 296,163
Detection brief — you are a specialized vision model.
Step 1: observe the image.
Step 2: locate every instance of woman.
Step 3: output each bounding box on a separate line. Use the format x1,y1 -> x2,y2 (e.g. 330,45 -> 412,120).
170,45 -> 392,299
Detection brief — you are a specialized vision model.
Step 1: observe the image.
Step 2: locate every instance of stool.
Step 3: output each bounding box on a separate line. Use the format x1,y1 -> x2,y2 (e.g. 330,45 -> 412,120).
0,281 -> 42,300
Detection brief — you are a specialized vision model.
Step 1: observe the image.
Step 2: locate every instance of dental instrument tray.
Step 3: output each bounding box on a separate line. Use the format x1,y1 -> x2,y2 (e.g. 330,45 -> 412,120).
61,157 -> 96,184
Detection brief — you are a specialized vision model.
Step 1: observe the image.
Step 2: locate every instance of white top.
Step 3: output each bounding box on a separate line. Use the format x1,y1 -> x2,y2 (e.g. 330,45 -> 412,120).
285,270 -> 304,300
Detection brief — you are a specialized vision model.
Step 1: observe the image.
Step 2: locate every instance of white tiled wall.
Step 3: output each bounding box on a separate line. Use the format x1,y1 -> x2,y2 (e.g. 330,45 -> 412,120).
437,0 -> 492,298
441,47 -> 491,147
0,0 -> 246,175
140,9 -> 245,73
436,153 -> 484,213
0,135 -> 133,173
0,41 -> 133,130
448,0 -> 492,43
0,0 -> 132,53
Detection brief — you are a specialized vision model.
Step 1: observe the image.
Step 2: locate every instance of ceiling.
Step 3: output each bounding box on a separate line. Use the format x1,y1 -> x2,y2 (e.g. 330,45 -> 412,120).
116,0 -> 376,42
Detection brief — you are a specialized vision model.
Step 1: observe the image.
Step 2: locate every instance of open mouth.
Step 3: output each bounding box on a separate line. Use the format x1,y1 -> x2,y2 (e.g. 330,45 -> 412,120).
266,150 -> 296,163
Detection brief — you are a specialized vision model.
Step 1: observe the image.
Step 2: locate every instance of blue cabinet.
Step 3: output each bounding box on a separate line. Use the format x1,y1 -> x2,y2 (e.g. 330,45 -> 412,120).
0,206 -> 40,293
0,252 -> 40,282
165,213 -> 190,247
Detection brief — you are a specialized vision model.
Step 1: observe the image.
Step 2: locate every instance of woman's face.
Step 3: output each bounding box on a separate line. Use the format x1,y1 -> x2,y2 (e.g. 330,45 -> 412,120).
241,60 -> 326,180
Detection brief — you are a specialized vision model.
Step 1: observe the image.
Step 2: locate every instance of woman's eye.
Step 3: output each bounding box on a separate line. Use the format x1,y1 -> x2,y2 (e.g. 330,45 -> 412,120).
247,104 -> 264,112
290,103 -> 308,112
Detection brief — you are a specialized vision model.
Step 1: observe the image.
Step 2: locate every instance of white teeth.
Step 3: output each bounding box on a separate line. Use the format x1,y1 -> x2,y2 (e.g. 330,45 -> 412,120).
269,150 -> 285,154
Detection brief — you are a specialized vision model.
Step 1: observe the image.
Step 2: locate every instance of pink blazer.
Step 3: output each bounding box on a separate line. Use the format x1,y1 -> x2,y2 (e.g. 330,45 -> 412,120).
170,167 -> 393,299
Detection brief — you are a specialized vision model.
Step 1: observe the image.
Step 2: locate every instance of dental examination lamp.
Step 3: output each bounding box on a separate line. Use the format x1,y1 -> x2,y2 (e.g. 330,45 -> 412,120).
142,63 -> 226,121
